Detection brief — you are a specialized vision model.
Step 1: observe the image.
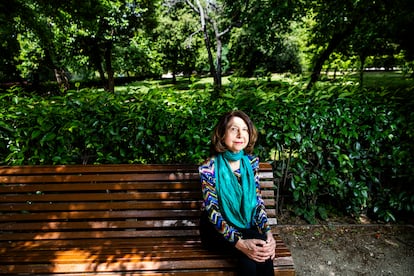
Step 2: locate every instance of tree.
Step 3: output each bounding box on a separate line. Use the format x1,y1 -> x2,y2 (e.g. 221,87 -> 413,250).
386,0 -> 414,76
64,0 -> 158,92
306,0 -> 414,89
182,0 -> 251,90
156,3 -> 202,83
228,0 -> 303,77
113,31 -> 163,80
0,0 -> 22,83
0,0 -> 70,88
2,0 -> 158,92
306,1 -> 368,89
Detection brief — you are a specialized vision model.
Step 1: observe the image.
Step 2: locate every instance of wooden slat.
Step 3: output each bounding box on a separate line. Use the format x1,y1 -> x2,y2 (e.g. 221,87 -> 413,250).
0,200 -> 201,212
0,163 -> 271,176
0,229 -> 200,241
0,218 -> 201,231
0,258 -> 237,274
0,195 -> 272,208
0,172 -> 199,184
0,232 -> 289,246
0,272 -> 236,276
1,248 -> 235,262
0,191 -> 201,202
1,249 -> 291,262
260,180 -> 275,188
1,237 -> 197,247
0,164 -> 199,175
0,237 -> 202,250
0,210 -> 201,222
0,181 -> 199,193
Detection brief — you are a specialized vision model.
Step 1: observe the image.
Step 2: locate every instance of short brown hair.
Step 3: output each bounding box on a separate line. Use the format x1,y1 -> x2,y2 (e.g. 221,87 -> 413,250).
211,110 -> 258,154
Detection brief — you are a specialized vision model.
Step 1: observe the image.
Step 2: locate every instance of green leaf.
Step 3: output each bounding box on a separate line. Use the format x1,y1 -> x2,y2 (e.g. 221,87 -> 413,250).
40,133 -> 56,146
31,130 -> 42,139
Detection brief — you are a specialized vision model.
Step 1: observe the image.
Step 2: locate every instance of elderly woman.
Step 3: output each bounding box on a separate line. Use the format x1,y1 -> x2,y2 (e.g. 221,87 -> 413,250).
199,110 -> 276,276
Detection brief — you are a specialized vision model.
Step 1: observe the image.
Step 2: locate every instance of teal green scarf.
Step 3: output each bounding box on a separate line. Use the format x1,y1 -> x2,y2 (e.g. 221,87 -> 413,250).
216,150 -> 257,229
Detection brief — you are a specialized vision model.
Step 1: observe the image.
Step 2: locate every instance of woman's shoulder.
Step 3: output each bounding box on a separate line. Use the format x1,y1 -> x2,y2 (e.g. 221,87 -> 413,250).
198,157 -> 216,174
247,154 -> 259,162
247,154 -> 259,169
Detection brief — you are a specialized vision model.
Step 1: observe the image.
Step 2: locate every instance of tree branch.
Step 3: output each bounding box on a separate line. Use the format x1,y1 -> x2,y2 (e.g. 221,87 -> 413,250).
185,0 -> 199,14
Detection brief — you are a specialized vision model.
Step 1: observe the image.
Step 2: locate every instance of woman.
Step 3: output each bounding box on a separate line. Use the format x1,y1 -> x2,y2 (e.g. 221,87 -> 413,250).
199,110 -> 276,276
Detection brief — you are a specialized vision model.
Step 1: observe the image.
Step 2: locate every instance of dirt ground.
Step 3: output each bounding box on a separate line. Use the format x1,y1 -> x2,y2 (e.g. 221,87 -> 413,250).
277,219 -> 414,276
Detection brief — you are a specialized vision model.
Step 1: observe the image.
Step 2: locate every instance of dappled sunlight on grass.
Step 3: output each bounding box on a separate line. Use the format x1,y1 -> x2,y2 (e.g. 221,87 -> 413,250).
112,71 -> 413,95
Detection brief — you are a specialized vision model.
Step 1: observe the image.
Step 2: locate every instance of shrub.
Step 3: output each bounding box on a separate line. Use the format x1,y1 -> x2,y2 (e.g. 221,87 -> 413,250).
1,81 -> 413,223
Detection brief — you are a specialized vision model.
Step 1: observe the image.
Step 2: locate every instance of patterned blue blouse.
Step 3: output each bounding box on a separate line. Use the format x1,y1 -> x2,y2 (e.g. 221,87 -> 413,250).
199,155 -> 271,245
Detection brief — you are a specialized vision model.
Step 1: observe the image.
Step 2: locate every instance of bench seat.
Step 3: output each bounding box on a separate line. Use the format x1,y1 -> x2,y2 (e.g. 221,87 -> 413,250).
0,164 -> 295,275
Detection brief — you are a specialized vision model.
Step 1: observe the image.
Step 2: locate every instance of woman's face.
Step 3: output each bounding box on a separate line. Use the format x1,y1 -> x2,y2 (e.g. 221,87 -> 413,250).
223,116 -> 250,153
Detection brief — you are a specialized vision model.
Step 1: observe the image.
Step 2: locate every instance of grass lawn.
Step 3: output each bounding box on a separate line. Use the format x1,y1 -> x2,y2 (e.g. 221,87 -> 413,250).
115,71 -> 413,94
359,71 -> 414,89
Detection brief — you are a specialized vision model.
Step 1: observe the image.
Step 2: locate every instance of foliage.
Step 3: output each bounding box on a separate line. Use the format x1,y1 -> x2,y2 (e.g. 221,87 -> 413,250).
305,0 -> 414,89
155,3 -> 202,81
181,0 -> 254,88
228,0 -> 303,76
0,1 -> 23,82
1,0 -> 159,92
261,86 -> 414,223
114,31 -> 163,79
2,0 -> 413,90
1,78 -> 413,223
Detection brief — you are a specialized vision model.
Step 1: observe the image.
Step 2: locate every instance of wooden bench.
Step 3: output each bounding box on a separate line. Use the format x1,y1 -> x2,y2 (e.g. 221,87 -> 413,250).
0,163 -> 295,275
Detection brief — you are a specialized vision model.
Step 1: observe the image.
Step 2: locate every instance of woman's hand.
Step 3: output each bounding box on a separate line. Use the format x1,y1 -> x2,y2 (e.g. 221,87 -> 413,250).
265,231 -> 276,260
235,235 -> 276,262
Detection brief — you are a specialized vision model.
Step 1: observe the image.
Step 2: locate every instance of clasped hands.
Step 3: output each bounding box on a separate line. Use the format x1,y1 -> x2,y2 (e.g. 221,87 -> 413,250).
235,232 -> 276,263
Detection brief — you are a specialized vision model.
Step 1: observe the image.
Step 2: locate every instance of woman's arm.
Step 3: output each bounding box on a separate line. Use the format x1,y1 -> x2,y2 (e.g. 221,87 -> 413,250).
199,159 -> 243,245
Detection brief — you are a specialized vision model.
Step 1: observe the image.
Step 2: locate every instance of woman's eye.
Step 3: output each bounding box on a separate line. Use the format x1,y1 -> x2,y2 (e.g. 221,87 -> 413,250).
228,126 -> 248,134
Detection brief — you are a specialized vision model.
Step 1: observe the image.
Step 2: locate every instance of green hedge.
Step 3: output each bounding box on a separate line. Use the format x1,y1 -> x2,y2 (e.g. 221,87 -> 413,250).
1,80 -> 413,222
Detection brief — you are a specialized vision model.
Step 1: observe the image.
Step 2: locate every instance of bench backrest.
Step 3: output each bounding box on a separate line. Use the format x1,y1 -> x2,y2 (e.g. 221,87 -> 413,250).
0,163 -> 276,242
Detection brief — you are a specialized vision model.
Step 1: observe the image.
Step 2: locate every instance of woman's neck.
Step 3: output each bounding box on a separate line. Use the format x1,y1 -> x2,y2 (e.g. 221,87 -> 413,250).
228,160 -> 240,171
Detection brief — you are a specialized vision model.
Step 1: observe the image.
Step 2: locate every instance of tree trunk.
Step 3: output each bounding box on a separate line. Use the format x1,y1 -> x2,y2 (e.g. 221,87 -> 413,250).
43,48 -> 70,92
90,44 -> 106,90
359,54 -> 367,88
307,14 -> 363,90
196,0 -> 218,89
172,71 -> 177,84
54,68 -> 69,92
104,41 -> 115,93
215,37 -> 222,88
307,37 -> 340,90
188,0 -> 245,93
